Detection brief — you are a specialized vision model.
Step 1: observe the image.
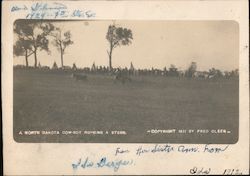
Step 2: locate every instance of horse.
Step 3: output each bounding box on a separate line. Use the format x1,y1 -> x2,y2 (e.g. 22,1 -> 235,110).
114,72 -> 132,84
72,73 -> 88,81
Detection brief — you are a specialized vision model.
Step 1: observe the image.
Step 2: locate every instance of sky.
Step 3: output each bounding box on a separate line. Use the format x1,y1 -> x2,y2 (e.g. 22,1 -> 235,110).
14,20 -> 239,71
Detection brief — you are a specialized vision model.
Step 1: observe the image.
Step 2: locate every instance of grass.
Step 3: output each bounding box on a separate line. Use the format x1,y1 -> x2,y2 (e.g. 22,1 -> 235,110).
13,69 -> 239,143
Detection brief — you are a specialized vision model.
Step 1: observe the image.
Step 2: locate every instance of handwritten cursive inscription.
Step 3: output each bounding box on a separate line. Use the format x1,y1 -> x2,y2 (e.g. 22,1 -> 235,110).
11,5 -> 28,12
222,169 -> 243,175
71,144 -> 231,173
11,2 -> 96,19
203,144 -> 229,153
115,147 -> 130,156
72,157 -> 134,172
135,144 -> 229,156
190,167 -> 211,175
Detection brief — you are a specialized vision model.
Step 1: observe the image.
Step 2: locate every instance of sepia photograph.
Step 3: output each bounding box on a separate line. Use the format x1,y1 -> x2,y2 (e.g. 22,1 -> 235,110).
13,20 -> 239,143
3,0 -> 249,175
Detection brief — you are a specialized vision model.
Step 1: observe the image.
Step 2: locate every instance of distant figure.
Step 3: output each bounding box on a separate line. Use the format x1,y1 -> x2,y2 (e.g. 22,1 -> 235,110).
114,71 -> 132,84
41,66 -> 50,70
72,73 -> 87,81
61,66 -> 71,70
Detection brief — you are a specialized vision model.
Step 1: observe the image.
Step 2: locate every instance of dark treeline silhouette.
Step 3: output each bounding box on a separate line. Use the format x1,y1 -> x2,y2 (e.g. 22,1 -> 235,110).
14,61 -> 239,80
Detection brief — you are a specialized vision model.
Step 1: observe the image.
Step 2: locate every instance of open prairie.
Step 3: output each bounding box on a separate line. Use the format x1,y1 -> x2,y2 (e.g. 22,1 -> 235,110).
13,69 -> 239,143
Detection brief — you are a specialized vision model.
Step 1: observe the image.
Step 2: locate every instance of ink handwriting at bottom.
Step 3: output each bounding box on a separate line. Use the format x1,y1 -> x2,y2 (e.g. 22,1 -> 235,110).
72,157 -> 134,172
222,169 -> 243,175
190,167 -> 211,175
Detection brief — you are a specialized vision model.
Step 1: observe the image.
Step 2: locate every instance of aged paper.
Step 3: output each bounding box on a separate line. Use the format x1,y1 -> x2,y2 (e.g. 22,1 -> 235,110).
2,0 -> 249,175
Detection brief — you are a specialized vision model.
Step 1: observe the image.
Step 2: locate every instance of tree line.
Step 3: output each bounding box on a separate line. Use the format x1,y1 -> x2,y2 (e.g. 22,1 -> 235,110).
14,61 -> 239,79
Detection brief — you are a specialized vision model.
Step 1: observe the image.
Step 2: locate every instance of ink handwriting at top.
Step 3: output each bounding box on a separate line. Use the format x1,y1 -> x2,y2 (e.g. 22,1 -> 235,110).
11,2 -> 96,19
30,2 -> 67,11
11,5 -> 28,12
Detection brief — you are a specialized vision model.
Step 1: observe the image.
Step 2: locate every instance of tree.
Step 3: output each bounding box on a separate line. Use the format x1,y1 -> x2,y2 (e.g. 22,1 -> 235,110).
72,63 -> 77,70
169,64 -> 179,77
13,38 -> 33,67
209,68 -> 216,75
51,27 -> 73,68
91,62 -> 96,71
186,62 -> 197,78
52,62 -> 58,69
163,66 -> 167,73
106,24 -> 133,70
129,62 -> 135,71
209,68 -> 223,78
14,20 -> 54,67
231,69 -> 239,77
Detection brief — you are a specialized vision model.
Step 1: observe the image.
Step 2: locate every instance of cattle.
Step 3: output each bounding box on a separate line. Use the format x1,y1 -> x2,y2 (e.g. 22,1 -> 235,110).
41,66 -> 50,70
72,73 -> 88,81
207,74 -> 216,79
62,66 -> 72,70
114,72 -> 132,84
178,71 -> 185,78
192,71 -> 210,79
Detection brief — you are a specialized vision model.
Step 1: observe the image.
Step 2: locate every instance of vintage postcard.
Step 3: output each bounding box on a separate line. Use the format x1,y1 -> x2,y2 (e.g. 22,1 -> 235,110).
2,0 -> 249,175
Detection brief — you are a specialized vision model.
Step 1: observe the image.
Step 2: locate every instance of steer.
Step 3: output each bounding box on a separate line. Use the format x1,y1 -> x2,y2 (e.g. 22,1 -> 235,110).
113,71 -> 132,84
72,73 -> 87,81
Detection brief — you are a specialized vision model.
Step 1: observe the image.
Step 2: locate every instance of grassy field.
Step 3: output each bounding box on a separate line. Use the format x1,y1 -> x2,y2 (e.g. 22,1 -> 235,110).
13,69 -> 239,143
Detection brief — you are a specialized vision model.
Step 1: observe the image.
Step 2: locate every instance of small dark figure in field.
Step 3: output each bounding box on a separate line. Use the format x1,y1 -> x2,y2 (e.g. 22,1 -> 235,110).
114,72 -> 132,84
72,73 -> 88,81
